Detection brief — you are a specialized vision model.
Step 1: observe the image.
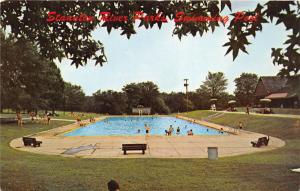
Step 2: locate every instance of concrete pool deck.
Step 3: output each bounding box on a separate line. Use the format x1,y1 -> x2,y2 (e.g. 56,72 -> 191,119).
10,116 -> 285,158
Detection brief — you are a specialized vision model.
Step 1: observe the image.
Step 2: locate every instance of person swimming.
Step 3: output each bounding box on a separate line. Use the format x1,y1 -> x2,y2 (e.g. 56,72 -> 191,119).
219,128 -> 224,134
165,129 -> 168,135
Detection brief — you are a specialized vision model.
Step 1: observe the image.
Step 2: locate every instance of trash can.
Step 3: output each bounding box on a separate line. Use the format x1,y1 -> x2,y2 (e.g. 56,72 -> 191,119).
207,147 -> 218,160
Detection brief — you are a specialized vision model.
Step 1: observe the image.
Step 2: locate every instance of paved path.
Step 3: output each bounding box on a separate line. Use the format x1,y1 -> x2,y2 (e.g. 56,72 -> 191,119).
10,116 -> 285,159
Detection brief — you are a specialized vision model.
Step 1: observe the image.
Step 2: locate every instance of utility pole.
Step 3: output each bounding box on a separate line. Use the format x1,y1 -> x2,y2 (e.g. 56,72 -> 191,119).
184,79 -> 189,113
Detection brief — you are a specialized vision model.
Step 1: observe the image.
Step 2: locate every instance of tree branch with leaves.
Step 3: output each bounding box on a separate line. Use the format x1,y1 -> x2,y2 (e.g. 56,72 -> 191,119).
1,1 -> 299,76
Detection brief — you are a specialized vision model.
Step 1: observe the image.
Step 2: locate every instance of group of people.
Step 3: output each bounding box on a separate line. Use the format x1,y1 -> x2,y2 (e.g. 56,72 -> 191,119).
135,124 -> 195,136
134,124 -> 150,135
16,111 -> 51,127
89,117 -> 96,123
39,112 -> 51,125
165,125 -> 194,136
164,125 -> 181,136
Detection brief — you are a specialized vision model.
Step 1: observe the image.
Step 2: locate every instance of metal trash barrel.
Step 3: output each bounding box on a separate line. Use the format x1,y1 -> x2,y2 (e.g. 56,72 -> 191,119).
207,147 -> 218,160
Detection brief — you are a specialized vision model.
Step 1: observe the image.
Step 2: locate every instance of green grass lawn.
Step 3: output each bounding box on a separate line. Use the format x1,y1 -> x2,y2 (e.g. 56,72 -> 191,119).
1,111 -> 299,191
0,111 -> 100,120
53,111 -> 100,120
236,107 -> 300,115
0,113 -> 29,118
181,110 -> 218,119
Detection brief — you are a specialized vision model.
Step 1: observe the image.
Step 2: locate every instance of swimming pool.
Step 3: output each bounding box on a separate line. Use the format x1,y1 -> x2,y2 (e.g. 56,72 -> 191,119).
64,116 -> 226,136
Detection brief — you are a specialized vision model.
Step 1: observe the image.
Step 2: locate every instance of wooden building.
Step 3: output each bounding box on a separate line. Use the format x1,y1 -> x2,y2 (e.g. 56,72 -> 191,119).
254,76 -> 299,108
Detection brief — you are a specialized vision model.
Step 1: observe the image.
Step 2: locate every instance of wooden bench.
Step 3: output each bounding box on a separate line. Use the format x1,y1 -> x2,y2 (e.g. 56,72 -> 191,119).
23,137 -> 42,147
122,144 -> 147,155
251,136 -> 269,147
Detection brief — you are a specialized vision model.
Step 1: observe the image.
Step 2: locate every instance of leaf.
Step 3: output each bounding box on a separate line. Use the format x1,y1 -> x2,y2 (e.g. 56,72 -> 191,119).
223,42 -> 231,47
221,1 -> 231,12
138,20 -> 144,28
157,21 -> 162,29
225,47 -> 232,55
240,46 -> 248,54
178,32 -> 182,41
232,47 -> 239,61
107,24 -> 112,34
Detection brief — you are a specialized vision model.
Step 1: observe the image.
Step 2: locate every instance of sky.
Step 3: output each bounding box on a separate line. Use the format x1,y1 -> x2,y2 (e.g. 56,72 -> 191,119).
57,1 -> 287,96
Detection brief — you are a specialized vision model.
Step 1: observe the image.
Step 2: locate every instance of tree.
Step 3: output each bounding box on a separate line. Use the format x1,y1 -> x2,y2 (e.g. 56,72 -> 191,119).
195,89 -> 211,110
196,72 -> 228,109
93,90 -> 127,114
1,1 -> 299,75
0,31 -> 64,112
151,97 -> 171,114
163,92 -> 194,113
82,96 -> 96,113
62,82 -> 85,112
122,83 -> 143,112
197,72 -> 228,99
217,92 -> 235,109
122,81 -> 170,114
234,73 -> 258,106
188,92 -> 205,110
39,61 -> 65,113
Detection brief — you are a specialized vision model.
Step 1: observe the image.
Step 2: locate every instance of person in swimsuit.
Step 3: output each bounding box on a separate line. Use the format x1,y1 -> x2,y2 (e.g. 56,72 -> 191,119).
239,122 -> 243,129
30,111 -> 35,121
47,113 -> 51,125
176,127 -> 180,135
77,116 -> 81,123
188,129 -> 193,136
145,124 -> 150,135
165,129 -> 168,135
16,112 -> 23,127
168,125 -> 173,136
246,105 -> 250,114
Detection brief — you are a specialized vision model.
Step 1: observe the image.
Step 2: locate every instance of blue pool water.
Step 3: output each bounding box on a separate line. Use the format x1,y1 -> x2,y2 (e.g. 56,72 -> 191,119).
64,117 -> 226,136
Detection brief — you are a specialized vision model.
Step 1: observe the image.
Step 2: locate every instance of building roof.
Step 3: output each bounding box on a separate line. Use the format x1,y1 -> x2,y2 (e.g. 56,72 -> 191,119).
260,76 -> 288,94
265,93 -> 288,99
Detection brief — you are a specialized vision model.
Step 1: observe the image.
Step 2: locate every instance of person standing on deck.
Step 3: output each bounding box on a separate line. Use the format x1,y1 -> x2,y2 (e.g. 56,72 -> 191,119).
16,112 -> 23,127
144,124 -> 150,136
239,121 -> 243,129
246,105 -> 250,115
176,127 -> 180,135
